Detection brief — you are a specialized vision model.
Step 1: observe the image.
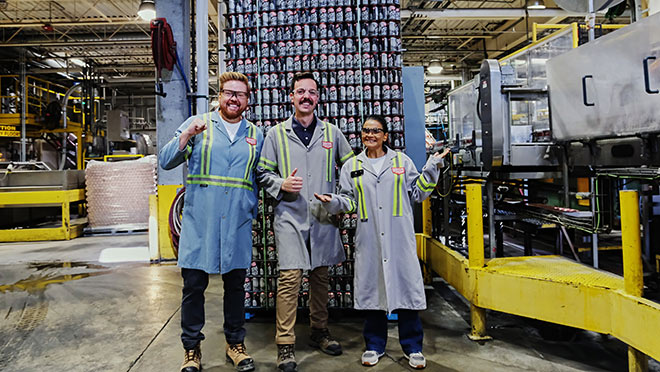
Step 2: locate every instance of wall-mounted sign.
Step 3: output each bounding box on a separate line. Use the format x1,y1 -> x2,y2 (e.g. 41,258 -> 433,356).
0,125 -> 20,137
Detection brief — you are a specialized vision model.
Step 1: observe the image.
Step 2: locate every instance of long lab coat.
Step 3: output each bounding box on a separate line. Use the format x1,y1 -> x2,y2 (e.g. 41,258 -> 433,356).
257,116 -> 355,270
159,111 -> 264,274
323,148 -> 443,311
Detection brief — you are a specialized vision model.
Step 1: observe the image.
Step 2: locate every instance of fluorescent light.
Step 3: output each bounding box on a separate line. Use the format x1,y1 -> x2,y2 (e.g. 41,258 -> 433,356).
69,58 -> 86,67
527,0 -> 546,10
138,0 -> 156,21
427,61 -> 443,74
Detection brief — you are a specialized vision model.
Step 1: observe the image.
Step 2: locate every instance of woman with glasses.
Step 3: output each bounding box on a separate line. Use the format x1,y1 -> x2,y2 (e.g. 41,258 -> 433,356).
315,115 -> 450,369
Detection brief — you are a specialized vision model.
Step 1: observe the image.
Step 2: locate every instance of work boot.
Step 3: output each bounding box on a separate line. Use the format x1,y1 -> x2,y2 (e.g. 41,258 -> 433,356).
309,327 -> 342,356
181,344 -> 201,372
225,343 -> 255,372
277,344 -> 297,372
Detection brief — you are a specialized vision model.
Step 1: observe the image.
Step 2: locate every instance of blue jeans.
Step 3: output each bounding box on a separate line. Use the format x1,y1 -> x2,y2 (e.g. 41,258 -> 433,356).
363,310 -> 423,355
180,268 -> 247,349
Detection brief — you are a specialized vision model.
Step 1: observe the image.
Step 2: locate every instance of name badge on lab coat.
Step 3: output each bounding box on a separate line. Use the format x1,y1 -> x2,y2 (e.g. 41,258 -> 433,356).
322,141 -> 333,149
391,167 -> 405,175
246,137 -> 257,146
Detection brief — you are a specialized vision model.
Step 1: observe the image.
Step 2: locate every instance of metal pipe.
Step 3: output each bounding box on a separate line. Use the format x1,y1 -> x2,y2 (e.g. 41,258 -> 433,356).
591,177 -> 599,268
588,0 -> 596,41
20,49 -> 26,162
0,39 -> 151,48
196,0 -> 209,114
60,83 -> 82,170
401,8 -> 586,20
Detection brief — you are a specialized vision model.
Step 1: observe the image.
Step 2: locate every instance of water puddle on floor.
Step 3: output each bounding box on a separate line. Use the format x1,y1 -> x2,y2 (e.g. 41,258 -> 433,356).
0,261 -> 112,294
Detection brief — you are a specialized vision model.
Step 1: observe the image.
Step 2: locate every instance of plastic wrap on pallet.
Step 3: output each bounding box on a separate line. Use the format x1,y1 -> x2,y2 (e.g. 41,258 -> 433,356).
85,156 -> 157,229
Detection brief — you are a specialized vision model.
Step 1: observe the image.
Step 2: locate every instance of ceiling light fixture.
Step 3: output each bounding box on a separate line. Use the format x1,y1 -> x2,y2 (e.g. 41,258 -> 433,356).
527,0 -> 546,10
427,61 -> 443,74
138,0 -> 156,21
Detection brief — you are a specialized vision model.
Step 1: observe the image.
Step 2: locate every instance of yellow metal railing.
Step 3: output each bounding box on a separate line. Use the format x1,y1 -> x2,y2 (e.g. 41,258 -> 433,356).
418,187 -> 657,371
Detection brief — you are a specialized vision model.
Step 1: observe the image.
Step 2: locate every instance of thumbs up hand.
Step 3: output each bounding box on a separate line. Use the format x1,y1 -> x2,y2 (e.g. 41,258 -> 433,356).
281,168 -> 303,193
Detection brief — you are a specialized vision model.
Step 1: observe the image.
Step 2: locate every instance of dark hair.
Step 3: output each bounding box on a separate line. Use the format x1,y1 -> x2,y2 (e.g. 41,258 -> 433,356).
362,115 -> 389,151
290,72 -> 319,92
363,115 -> 389,134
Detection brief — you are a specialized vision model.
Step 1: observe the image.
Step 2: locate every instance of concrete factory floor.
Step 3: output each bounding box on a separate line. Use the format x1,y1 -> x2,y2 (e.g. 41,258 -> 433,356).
1,235 -> 658,372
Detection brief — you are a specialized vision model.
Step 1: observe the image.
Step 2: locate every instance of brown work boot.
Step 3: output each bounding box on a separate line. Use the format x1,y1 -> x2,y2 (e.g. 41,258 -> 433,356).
277,344 -> 297,372
181,344 -> 201,372
225,343 -> 255,372
309,327 -> 343,356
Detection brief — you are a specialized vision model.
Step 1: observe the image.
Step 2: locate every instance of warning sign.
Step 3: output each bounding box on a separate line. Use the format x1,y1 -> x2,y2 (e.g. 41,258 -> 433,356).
0,125 -> 19,137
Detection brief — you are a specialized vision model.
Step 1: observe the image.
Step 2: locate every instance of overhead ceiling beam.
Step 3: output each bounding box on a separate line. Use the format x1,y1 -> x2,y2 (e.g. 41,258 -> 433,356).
0,38 -> 151,48
0,19 -> 150,28
401,8 -> 589,19
403,35 -> 493,39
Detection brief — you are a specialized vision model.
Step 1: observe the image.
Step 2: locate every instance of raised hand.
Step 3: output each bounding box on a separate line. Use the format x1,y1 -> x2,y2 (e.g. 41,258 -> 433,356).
281,168 -> 303,193
185,118 -> 208,136
314,192 -> 332,203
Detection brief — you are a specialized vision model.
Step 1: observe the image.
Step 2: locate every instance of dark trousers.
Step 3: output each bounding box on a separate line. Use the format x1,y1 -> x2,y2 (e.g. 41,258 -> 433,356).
363,310 -> 424,355
181,268 -> 247,350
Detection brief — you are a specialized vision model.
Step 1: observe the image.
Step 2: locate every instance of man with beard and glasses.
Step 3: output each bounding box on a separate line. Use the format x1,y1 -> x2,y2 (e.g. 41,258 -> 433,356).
257,72 -> 355,372
160,72 -> 264,372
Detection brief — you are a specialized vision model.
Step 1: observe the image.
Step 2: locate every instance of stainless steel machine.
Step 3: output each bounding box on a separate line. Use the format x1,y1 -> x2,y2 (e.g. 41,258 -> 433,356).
547,13 -> 660,168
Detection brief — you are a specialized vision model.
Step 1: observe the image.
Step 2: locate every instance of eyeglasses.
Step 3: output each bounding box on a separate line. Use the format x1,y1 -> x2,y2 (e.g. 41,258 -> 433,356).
361,128 -> 384,135
293,88 -> 319,97
220,89 -> 249,100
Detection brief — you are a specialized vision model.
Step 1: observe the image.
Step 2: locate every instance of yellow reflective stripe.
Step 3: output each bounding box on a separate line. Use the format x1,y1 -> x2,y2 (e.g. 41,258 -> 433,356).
187,174 -> 252,186
353,157 -> 368,221
277,123 -> 290,177
186,179 -> 253,191
260,157 -> 277,167
324,122 -> 333,182
416,174 -> 436,192
347,199 -> 357,213
258,160 -> 275,171
393,152 -> 403,217
185,143 -> 192,160
416,178 -> 435,192
340,151 -> 354,164
244,124 -> 256,180
200,113 -> 213,176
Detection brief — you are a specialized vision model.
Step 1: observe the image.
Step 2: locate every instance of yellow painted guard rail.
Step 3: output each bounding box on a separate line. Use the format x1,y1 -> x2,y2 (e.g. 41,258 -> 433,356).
417,187 -> 658,371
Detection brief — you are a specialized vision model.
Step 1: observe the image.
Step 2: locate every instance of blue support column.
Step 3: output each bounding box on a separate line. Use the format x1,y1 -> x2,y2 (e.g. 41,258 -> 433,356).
402,66 -> 426,171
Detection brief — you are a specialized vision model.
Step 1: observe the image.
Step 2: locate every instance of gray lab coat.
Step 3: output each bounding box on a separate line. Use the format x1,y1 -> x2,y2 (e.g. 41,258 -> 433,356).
323,148 -> 443,312
257,116 -> 355,270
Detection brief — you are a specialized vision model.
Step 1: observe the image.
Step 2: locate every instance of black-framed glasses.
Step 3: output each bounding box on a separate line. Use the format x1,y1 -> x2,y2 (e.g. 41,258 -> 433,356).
362,128 -> 384,135
293,88 -> 319,97
220,89 -> 249,100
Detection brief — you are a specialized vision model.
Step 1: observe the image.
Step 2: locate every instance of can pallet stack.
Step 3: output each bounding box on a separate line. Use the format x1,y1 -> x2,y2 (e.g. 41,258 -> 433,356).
226,0 -> 403,311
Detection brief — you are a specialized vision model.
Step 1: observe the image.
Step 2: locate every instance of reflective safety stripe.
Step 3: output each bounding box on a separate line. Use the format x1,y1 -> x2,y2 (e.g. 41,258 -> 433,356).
324,122 -> 333,182
340,151 -> 354,164
346,198 -> 357,213
276,123 -> 290,177
200,113 -> 213,176
258,158 -> 276,171
392,152 -> 404,217
185,142 -> 192,160
353,157 -> 368,221
243,124 -> 257,180
186,174 -> 253,191
416,174 -> 436,193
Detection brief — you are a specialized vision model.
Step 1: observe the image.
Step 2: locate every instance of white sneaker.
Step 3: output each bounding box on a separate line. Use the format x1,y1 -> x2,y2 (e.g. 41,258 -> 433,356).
361,350 -> 384,366
404,352 -> 426,369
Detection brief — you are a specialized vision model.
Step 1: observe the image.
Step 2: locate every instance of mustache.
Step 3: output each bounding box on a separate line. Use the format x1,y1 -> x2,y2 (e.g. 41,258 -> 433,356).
300,98 -> 314,105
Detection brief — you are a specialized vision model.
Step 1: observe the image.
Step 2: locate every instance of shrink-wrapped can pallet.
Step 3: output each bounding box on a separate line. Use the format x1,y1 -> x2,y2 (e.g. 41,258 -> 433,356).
85,155 -> 157,230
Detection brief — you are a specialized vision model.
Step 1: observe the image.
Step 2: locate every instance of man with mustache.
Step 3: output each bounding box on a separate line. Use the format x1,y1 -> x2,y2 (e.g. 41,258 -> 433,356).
160,72 -> 263,372
257,72 -> 355,372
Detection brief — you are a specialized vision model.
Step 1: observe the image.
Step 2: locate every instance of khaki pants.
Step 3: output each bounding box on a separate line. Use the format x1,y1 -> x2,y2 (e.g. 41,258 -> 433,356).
275,266 -> 329,344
